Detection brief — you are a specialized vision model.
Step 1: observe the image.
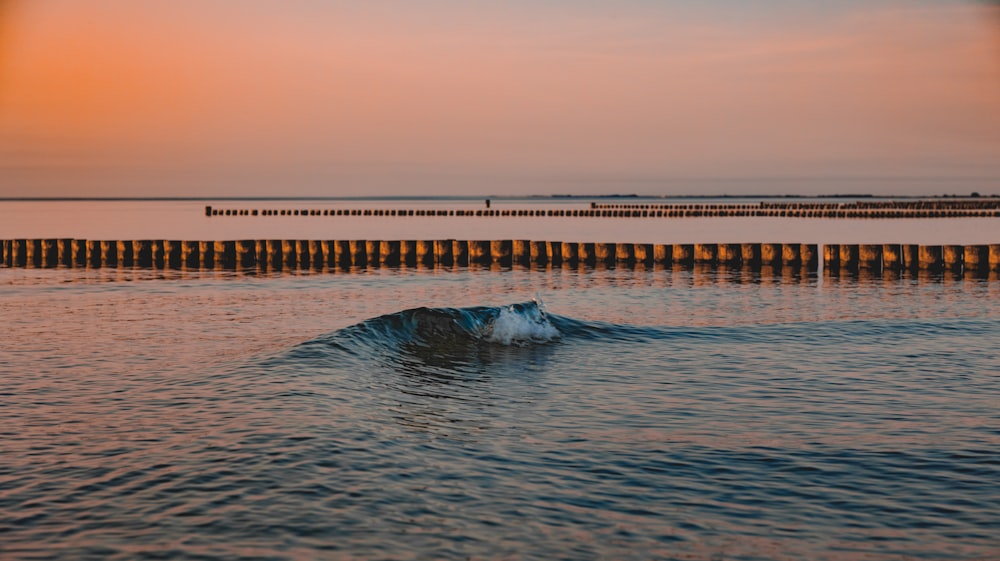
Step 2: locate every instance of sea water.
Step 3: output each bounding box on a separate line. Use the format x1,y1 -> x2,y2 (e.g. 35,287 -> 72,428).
2,198 -> 999,243
1,264 -> 998,560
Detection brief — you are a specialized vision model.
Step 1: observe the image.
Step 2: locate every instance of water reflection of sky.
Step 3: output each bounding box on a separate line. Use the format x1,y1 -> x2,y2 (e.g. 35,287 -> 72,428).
3,200 -> 1000,244
4,257 -> 999,559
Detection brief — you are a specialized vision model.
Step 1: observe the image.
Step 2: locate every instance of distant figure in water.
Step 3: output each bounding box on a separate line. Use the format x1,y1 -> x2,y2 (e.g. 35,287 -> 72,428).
485,199 -> 491,209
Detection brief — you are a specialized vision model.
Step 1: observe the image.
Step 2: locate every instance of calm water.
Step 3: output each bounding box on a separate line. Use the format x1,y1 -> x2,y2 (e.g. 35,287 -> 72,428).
1,264 -> 998,561
2,198 -> 999,244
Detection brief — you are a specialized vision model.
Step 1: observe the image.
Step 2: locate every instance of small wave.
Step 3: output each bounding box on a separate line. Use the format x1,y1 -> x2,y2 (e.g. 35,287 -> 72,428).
482,301 -> 561,346
312,300 -> 561,361
293,300 -> 724,374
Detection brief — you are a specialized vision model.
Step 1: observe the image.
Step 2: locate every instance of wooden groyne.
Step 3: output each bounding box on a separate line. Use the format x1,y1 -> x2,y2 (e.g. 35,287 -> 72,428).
4,239 -> 1000,275
203,200 -> 1000,220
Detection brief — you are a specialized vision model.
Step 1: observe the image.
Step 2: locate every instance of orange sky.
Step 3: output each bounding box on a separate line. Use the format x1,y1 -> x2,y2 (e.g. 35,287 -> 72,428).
0,1 -> 998,197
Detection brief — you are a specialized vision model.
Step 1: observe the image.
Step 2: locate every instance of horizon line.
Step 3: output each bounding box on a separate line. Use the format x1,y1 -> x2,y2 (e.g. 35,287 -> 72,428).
1,193 -> 999,203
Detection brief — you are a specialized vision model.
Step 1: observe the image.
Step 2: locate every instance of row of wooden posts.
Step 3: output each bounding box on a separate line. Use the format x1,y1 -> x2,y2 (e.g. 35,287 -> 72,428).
3,239 -> 1000,273
205,206 -> 1000,219
594,200 -> 1000,211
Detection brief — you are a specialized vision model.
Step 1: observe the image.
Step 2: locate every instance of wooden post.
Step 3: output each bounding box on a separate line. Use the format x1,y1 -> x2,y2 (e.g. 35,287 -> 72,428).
919,245 -> 943,270
761,243 -> 782,267
322,240 -> 336,268
560,242 -> 578,265
255,240 -> 268,269
435,239 -> 454,266
182,241 -> 200,269
613,243 -> 632,265
416,240 -> 434,266
153,240 -> 167,269
11,239 -> 28,267
266,240 -> 283,269
653,244 -> 671,266
694,243 -> 717,264
112,240 -> 131,268
164,240 -> 182,269
782,244 -> 802,267
839,244 -> 859,271
58,239 -> 73,267
512,240 -> 530,266
381,240 -> 401,266
40,239 -> 58,268
943,245 -> 964,271
559,242 -> 580,267
215,241 -> 236,269
350,240 -> 367,267
882,244 -> 903,270
989,244 -> 1000,272
964,245 -> 988,273
739,243 -> 761,268
237,240 -> 256,269
365,240 -> 380,267
2,240 -> 12,267
399,240 -> 417,267
529,241 -> 548,265
490,240 -> 513,266
99,240 -> 117,267
22,239 -> 40,268
35,239 -> 52,268
452,240 -> 468,267
295,240 -> 310,269
201,241 -> 217,269
902,244 -> 919,270
672,244 -> 694,267
467,240 -> 490,266
547,241 -> 563,266
334,240 -> 351,268
634,243 -> 654,266
86,240 -> 101,268
717,243 -> 741,267
578,242 -> 595,266
588,242 -> 611,265
278,240 -> 295,268
21,239 -> 38,268
823,244 -> 839,270
858,244 -> 882,270
134,240 -> 153,268
800,244 -> 818,269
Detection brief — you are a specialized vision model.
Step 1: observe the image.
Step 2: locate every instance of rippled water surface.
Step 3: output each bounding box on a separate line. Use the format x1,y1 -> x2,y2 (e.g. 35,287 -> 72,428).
2,266 -> 999,560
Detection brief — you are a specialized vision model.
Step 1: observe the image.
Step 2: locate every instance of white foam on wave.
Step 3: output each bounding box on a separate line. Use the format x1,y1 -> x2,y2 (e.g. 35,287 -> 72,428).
483,302 -> 560,346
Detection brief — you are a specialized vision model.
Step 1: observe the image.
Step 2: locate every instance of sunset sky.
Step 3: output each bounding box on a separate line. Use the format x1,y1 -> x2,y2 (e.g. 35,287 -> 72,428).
0,0 -> 997,198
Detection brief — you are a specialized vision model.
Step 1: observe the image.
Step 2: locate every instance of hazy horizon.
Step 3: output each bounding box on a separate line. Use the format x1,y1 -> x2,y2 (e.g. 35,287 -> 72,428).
1,1 -> 998,198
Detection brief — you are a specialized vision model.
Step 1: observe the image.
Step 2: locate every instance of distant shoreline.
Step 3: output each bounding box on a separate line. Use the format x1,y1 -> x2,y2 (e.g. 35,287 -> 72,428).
0,193 -> 995,202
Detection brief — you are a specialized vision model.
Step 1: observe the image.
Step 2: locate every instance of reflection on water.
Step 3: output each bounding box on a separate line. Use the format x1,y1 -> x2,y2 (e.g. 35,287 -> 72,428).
2,265 -> 999,560
384,341 -> 556,437
3,200 -> 1000,244
5,258 -> 1000,286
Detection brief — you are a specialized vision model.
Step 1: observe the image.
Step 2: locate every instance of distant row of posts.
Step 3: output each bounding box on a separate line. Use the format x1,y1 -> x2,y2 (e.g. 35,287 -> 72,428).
4,239 -> 1000,275
204,204 -> 1000,219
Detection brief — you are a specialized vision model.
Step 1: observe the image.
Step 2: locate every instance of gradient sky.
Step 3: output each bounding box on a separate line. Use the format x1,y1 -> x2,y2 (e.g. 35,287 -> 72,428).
0,0 -> 998,197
